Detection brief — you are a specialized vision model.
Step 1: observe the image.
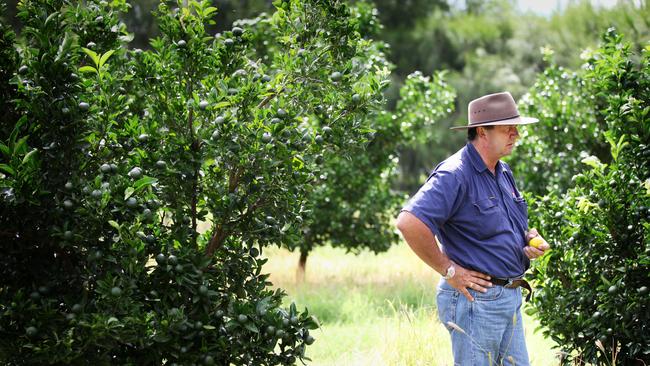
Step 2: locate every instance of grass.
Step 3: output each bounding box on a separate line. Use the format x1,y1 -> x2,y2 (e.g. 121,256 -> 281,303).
262,243 -> 561,366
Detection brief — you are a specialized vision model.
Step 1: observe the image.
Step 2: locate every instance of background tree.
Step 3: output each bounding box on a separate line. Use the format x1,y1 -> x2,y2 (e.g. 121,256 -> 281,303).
523,30 -> 649,364
0,0 -> 393,363
506,49 -> 610,195
291,70 -> 455,280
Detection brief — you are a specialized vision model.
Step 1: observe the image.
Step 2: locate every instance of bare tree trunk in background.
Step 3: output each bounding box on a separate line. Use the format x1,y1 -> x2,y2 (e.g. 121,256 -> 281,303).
296,249 -> 308,283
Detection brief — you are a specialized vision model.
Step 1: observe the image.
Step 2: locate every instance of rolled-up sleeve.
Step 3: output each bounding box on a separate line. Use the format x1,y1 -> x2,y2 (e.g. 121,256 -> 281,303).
401,170 -> 463,240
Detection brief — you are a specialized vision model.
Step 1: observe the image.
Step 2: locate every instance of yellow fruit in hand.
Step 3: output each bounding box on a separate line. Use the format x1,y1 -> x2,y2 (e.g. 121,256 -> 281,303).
529,236 -> 544,249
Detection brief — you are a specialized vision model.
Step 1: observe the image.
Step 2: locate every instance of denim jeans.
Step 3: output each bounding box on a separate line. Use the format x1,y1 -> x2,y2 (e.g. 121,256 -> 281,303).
436,278 -> 530,366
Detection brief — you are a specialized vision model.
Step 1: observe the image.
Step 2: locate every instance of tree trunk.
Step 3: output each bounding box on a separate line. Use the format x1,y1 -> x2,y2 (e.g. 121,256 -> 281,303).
296,250 -> 308,283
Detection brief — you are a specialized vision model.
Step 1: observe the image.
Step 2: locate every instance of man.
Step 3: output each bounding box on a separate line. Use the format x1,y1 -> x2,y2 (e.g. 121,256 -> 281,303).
396,92 -> 550,365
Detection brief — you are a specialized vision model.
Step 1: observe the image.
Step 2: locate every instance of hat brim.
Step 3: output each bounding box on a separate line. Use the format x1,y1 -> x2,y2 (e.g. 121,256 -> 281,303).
450,116 -> 539,130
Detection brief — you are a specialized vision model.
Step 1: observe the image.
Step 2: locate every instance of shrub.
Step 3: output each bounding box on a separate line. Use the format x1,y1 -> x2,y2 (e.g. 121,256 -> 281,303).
525,30 -> 649,364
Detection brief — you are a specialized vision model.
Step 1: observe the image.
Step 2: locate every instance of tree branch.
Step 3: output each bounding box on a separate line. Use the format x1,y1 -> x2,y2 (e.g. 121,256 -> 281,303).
205,167 -> 242,256
257,91 -> 277,109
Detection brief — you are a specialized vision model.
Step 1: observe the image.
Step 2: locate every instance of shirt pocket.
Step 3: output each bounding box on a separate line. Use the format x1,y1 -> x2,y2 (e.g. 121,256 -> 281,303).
512,196 -> 528,223
473,197 -> 504,239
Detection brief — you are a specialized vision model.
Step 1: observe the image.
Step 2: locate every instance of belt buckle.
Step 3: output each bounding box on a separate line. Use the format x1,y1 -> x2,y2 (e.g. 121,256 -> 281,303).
505,278 -> 516,288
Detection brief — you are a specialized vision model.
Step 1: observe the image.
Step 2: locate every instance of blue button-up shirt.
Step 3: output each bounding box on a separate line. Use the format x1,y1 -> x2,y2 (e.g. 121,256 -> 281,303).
402,142 -> 530,278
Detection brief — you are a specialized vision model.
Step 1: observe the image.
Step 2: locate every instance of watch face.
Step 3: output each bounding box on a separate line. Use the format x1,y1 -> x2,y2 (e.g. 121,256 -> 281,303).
445,265 -> 455,279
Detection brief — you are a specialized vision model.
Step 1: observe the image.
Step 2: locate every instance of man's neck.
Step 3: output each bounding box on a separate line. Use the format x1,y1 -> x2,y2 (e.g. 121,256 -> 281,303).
471,140 -> 499,174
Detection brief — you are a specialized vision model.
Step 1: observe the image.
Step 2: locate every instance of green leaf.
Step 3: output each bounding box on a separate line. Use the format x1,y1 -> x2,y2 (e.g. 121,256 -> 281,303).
204,6 -> 217,17
134,176 -> 157,192
118,33 -> 135,43
225,320 -> 239,331
243,322 -> 259,333
292,156 -> 304,170
256,296 -> 272,314
604,130 -> 628,161
0,142 -> 9,157
581,155 -> 605,171
152,333 -> 171,343
600,275 -> 611,287
21,148 -> 38,165
99,50 -> 116,68
0,164 -> 15,176
124,187 -> 135,200
44,11 -> 59,28
55,32 -> 73,63
304,315 -> 320,330
79,66 -> 97,74
213,101 -> 231,109
108,220 -> 120,231
614,134 -> 628,161
8,116 -> 26,146
82,47 -> 100,67
13,136 -> 29,154
576,197 -> 597,213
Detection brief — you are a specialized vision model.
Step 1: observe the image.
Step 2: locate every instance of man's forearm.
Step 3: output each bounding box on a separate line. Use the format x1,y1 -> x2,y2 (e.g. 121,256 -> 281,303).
396,211 -> 452,276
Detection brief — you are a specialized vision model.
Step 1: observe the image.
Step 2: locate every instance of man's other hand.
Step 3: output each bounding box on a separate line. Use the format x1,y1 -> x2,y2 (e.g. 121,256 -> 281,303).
524,227 -> 550,259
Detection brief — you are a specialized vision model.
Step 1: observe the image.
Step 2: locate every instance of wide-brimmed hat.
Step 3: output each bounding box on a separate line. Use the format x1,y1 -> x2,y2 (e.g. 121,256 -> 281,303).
450,92 -> 538,130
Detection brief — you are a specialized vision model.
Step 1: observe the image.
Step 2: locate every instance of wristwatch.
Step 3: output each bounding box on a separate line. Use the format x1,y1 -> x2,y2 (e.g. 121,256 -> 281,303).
443,264 -> 456,280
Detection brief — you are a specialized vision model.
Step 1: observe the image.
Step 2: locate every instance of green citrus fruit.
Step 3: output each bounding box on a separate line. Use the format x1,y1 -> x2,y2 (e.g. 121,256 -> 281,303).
128,167 -> 143,179
126,197 -> 138,208
26,326 -> 38,337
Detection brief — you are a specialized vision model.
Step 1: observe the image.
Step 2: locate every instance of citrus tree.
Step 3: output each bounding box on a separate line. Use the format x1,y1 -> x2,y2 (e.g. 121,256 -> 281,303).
523,30 -> 649,364
507,48 -> 610,196
0,0 -> 392,364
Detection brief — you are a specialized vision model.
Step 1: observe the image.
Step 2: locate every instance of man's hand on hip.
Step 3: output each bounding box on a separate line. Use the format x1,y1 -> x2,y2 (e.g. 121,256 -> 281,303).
446,264 -> 493,302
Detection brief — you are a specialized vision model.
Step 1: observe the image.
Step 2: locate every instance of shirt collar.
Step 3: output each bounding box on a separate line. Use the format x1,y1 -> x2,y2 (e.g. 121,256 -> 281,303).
466,142 -> 502,175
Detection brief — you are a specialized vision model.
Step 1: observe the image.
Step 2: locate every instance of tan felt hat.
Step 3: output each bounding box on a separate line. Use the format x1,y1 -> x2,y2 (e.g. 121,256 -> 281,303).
450,91 -> 538,130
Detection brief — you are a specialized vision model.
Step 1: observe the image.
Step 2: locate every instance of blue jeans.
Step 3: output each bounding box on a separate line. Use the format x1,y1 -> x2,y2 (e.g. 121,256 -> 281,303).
436,278 -> 530,366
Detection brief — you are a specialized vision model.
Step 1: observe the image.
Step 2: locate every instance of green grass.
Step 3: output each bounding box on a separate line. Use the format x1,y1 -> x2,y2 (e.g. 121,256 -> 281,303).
262,243 -> 561,366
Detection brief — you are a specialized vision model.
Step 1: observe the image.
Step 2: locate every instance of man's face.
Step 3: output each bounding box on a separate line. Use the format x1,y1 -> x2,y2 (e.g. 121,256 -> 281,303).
482,124 -> 520,158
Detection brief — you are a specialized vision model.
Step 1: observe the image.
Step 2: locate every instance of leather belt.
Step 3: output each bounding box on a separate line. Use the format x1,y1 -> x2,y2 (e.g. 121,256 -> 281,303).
490,277 -> 533,302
